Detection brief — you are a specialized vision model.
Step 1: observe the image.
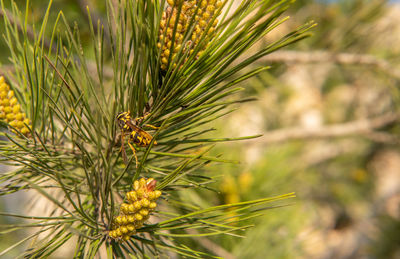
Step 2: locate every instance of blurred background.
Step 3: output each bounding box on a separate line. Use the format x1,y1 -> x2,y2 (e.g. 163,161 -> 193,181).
1,0 -> 400,258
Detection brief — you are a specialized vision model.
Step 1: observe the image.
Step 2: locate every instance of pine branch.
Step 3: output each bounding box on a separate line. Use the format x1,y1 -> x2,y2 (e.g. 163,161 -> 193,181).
260,50 -> 400,79
250,111 -> 400,144
185,229 -> 236,259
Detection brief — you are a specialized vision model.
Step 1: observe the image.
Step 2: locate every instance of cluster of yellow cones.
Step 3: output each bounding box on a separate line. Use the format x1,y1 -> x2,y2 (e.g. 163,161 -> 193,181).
158,0 -> 223,71
108,178 -> 162,241
0,76 -> 30,136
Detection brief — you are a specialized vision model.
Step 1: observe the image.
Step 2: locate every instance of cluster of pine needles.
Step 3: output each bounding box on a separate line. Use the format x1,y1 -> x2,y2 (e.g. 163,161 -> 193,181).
0,0 -> 314,257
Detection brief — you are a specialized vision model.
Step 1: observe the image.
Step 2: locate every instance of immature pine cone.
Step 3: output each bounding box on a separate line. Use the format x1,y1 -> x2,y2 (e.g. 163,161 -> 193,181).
108,178 -> 162,241
0,76 -> 31,136
158,0 -> 223,71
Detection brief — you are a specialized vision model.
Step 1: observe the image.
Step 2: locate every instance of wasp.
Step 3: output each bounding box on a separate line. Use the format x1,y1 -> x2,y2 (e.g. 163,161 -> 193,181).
116,111 -> 158,167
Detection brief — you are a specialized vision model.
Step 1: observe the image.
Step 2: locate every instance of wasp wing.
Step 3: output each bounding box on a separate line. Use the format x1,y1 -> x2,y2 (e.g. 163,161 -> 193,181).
130,124 -> 157,144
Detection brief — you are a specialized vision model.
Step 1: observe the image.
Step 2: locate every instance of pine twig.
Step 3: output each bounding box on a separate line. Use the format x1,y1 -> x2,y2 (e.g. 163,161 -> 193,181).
251,112 -> 400,144
260,50 -> 400,80
185,229 -> 236,259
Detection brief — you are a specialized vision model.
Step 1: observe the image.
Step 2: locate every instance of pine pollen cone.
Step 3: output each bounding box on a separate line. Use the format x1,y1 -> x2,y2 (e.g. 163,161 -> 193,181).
158,0 -> 223,71
0,76 -> 31,136
108,178 -> 162,241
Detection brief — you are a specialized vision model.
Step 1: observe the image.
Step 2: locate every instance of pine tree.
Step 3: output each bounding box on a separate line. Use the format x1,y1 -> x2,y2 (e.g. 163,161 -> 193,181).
0,0 -> 314,257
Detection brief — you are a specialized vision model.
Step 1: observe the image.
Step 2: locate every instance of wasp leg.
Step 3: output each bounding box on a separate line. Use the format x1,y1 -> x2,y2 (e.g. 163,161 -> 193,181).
119,133 -> 124,152
119,133 -> 128,164
121,145 -> 128,165
127,142 -> 139,168
143,124 -> 159,130
134,113 -> 151,124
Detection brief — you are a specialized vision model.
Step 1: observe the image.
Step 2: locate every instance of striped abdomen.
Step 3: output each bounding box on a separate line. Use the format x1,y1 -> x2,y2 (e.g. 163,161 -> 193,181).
130,131 -> 152,147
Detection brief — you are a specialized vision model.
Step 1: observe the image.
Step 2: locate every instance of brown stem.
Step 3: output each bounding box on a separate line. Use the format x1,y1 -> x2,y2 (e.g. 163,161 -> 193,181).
260,50 -> 400,80
251,112 -> 400,144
